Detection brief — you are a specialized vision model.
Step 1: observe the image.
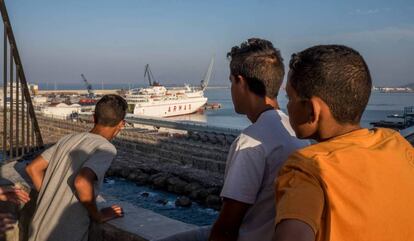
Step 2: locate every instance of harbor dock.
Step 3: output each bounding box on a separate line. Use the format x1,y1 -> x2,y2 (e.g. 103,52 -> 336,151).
370,106 -> 414,130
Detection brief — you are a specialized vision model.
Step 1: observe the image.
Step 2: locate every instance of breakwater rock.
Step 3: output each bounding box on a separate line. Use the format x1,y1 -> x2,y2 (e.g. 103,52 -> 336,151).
107,164 -> 223,210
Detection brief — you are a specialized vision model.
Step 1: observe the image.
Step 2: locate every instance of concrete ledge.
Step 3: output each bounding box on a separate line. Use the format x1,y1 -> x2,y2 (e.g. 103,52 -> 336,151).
0,160 -> 30,187
94,195 -> 198,241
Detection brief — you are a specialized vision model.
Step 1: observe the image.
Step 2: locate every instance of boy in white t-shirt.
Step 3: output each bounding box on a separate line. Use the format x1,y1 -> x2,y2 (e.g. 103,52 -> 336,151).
209,38 -> 308,241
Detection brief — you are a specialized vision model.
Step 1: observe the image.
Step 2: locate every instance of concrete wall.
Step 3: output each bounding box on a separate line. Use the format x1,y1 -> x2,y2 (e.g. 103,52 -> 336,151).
1,112 -> 229,208
35,114 -> 229,174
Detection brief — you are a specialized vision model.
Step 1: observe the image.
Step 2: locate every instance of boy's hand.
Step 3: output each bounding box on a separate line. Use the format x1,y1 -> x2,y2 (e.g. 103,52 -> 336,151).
0,187 -> 30,204
99,204 -> 124,223
0,213 -> 16,237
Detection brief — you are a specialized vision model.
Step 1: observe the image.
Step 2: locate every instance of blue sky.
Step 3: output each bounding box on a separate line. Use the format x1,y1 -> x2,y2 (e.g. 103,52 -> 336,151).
5,0 -> 414,87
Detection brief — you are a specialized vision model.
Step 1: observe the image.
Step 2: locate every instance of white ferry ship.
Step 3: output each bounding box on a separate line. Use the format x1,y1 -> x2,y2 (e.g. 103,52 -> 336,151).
126,58 -> 214,118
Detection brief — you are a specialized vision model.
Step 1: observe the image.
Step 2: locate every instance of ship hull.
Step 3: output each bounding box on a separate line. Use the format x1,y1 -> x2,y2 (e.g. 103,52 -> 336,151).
132,97 -> 207,118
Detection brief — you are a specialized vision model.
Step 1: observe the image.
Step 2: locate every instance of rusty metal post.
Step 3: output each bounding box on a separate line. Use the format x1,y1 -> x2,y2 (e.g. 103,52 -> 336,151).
3,28 -> 7,161
22,85 -> 26,155
0,0 -> 43,149
0,0 -> 45,160
26,104 -> 29,152
16,65 -> 19,156
21,83 -> 25,155
31,120 -> 35,151
9,43 -> 13,159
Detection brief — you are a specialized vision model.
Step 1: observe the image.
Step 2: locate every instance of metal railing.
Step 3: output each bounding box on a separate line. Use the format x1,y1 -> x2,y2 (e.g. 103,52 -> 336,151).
0,0 -> 43,162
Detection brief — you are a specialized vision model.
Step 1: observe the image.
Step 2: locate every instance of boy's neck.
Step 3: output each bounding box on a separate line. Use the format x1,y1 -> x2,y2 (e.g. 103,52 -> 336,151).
246,96 -> 279,123
266,97 -> 280,110
90,125 -> 115,141
316,122 -> 362,142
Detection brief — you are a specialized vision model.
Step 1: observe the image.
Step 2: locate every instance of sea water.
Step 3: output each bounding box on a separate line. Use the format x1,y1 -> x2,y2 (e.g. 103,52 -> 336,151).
102,177 -> 218,226
170,88 -> 414,129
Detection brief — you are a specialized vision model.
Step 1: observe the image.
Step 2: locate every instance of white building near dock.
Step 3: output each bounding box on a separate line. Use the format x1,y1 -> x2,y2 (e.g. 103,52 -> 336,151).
41,103 -> 82,120
32,96 -> 48,106
0,82 -> 40,107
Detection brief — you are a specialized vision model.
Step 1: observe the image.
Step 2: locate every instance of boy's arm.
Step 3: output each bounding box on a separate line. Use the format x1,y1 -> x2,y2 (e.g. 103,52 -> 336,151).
210,136 -> 265,240
273,155 -> 324,241
25,155 -> 49,192
26,141 -> 59,191
208,198 -> 250,241
74,167 -> 123,223
273,219 -> 315,241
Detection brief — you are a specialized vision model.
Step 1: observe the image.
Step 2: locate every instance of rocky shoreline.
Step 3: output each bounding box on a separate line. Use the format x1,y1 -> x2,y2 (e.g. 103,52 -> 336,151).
106,160 -> 223,210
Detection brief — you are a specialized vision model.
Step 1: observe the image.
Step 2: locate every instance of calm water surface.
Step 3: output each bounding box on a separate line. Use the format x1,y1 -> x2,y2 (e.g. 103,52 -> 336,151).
171,88 -> 413,129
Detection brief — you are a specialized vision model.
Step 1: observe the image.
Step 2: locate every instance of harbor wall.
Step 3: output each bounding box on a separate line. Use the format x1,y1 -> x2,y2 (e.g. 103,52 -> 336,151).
1,112 -> 230,208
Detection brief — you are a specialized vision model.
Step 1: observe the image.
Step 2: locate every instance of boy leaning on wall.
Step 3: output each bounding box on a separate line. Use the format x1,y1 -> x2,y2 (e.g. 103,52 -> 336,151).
26,94 -> 127,241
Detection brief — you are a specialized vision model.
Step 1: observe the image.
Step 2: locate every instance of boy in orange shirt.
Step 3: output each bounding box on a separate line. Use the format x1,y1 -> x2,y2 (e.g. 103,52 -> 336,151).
273,45 -> 414,241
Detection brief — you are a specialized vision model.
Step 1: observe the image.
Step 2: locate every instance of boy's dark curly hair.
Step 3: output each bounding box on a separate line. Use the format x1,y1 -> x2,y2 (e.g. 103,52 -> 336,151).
289,45 -> 372,124
227,38 -> 285,98
94,94 -> 128,127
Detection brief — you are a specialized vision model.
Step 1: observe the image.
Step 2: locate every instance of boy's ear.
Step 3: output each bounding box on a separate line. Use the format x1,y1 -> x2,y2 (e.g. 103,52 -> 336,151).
93,114 -> 97,124
308,97 -> 321,125
234,74 -> 242,81
237,75 -> 249,90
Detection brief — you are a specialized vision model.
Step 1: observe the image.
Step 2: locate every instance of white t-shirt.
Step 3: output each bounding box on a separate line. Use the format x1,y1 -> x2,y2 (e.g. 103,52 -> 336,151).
220,109 -> 309,241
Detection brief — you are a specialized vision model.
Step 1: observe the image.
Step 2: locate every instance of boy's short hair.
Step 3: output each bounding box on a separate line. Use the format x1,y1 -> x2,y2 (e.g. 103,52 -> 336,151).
227,38 -> 285,98
94,94 -> 128,127
289,45 -> 372,124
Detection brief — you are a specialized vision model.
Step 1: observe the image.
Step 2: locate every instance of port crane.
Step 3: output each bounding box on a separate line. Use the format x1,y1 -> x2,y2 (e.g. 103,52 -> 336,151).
80,74 -> 95,98
144,64 -> 160,86
200,56 -> 215,91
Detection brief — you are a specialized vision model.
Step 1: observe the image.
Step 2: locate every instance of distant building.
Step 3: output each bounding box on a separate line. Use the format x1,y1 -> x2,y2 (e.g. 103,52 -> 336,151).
32,96 -> 48,106
1,82 -> 42,108
373,86 -> 413,93
0,82 -> 23,107
29,83 -> 39,95
40,103 -> 82,120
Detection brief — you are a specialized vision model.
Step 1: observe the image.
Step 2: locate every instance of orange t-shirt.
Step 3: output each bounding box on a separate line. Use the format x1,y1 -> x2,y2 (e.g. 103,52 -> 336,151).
275,128 -> 414,241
